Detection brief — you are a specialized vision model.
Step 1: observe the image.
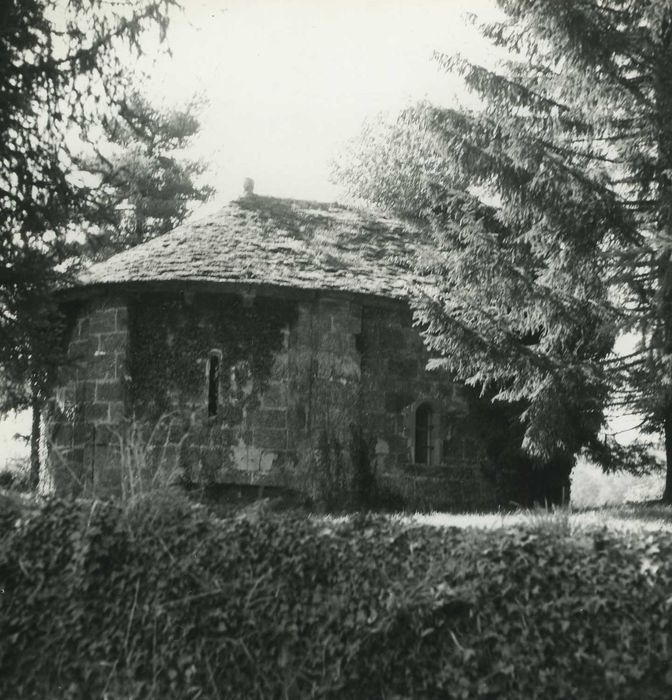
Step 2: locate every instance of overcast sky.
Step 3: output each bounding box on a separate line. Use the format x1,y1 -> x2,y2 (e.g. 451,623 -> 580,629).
139,0 -> 500,208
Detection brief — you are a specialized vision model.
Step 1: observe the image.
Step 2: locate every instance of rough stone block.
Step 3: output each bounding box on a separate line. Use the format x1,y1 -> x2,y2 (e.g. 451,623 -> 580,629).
93,446 -> 122,497
77,316 -> 90,339
115,351 -> 126,377
384,391 -> 415,412
463,438 -> 481,460
109,401 -> 125,423
254,408 -> 287,430
116,307 -> 128,332
98,332 -> 127,354
167,419 -> 191,444
292,305 -> 314,346
151,445 -> 181,475
49,422 -> 72,446
398,306 -> 413,326
372,306 -> 402,328
180,445 -> 202,472
402,327 -> 422,352
89,309 -> 118,334
316,313 -> 332,335
362,411 -> 386,434
291,402 -> 308,430
95,381 -> 124,402
388,356 -> 419,379
218,402 -> 245,426
93,423 -> 118,448
379,326 -> 406,350
254,428 -> 288,451
315,351 -> 360,380
216,466 -> 253,485
261,381 -> 287,408
52,445 -> 85,493
69,338 -> 95,361
74,381 -> 96,404
187,422 -> 210,446
87,402 -> 110,423
337,319 -> 362,340
55,385 -> 76,407
337,331 -> 362,356
270,352 -> 288,380
200,447 -> 223,478
348,304 -> 362,333
318,296 -> 346,315
91,353 -> 116,381
289,349 -> 313,380
386,435 -> 409,455
73,421 -> 94,445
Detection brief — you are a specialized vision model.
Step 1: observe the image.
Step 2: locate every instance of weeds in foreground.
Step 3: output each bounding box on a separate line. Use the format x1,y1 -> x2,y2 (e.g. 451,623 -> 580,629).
114,414 -> 188,503
415,501 -> 672,534
3,500 -> 672,700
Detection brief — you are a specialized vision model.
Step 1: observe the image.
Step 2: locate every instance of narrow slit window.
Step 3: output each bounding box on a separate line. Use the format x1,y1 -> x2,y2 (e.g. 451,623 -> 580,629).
414,403 -> 434,465
207,352 -> 221,417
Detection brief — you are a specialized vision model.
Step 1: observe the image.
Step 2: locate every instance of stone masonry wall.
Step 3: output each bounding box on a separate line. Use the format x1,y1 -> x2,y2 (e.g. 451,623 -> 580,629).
286,295 -> 363,501
359,304 -> 499,511
49,288 -> 509,509
125,291 -> 295,489
48,296 -> 128,495
122,291 -> 364,500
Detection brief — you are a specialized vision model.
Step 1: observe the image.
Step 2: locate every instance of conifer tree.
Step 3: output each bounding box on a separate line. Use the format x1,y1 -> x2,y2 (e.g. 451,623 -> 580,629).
78,92 -> 213,259
337,0 -> 672,499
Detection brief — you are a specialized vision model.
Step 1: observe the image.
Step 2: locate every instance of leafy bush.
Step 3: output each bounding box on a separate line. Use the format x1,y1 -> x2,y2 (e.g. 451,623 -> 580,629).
0,465 -> 30,493
1,498 -> 672,699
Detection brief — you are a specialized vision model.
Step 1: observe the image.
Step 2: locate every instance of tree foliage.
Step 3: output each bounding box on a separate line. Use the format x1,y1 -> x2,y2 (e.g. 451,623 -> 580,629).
77,92 -> 213,259
2,499 -> 672,698
0,0 -> 179,486
336,0 -> 672,496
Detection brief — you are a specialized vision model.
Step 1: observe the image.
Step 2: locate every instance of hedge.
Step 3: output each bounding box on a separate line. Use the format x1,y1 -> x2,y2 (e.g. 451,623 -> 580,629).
1,495 -> 672,699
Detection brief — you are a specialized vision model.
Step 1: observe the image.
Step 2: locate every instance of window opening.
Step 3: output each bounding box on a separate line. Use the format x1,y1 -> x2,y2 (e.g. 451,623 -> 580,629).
415,403 -> 434,465
207,352 -> 221,417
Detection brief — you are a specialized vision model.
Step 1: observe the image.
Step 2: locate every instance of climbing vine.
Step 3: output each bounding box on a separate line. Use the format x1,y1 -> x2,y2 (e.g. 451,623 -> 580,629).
128,291 -> 297,420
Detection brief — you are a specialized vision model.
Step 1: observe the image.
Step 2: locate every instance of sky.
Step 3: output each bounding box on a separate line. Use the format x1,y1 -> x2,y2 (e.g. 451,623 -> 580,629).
138,0 -> 501,208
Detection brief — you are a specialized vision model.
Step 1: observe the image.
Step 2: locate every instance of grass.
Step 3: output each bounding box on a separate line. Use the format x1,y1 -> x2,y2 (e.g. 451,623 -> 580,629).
413,501 -> 672,534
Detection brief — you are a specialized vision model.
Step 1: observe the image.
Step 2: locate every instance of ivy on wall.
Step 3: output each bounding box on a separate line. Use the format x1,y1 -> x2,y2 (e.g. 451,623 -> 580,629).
127,292 -> 297,421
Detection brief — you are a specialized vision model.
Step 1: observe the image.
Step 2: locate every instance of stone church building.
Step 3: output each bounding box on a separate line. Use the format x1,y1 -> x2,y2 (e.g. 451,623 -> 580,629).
48,188 -> 569,510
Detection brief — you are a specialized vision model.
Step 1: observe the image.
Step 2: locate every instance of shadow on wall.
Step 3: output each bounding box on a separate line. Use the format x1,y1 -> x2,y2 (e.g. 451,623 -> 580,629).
570,457 -> 664,507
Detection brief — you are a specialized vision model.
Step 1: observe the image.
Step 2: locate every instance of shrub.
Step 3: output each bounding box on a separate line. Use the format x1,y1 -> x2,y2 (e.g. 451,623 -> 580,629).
0,463 -> 30,493
1,501 -> 672,699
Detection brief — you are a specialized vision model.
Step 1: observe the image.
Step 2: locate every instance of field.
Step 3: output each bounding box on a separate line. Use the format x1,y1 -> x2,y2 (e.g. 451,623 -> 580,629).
2,490 -> 672,699
417,502 -> 672,533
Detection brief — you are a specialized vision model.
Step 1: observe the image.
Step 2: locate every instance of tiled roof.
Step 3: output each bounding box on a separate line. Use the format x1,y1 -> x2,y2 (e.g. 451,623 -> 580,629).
77,195 -> 429,300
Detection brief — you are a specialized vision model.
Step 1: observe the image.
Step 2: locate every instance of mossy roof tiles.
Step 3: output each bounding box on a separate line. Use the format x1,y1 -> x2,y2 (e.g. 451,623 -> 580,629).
77,195 -> 429,300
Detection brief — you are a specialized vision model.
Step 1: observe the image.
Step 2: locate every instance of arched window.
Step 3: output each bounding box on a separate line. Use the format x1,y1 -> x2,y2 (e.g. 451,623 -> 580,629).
414,402 -> 434,465
207,351 -> 221,417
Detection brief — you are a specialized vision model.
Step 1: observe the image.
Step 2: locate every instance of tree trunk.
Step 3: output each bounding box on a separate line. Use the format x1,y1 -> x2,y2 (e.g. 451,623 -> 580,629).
657,12 -> 672,504
664,410 -> 672,503
29,390 -> 40,492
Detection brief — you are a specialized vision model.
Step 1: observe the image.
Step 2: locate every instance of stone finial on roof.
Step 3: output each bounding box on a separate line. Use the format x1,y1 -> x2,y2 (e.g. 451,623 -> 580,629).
243,177 -> 254,197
